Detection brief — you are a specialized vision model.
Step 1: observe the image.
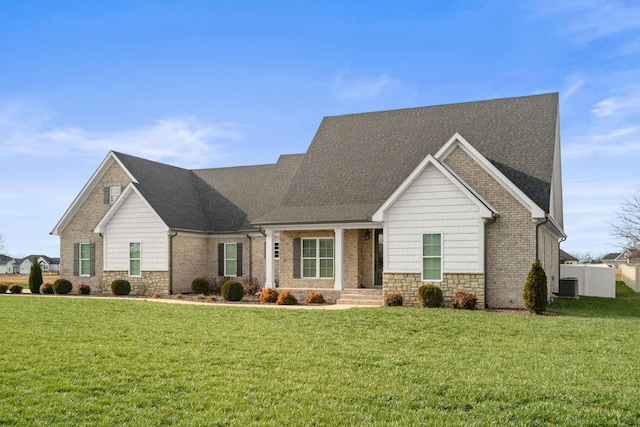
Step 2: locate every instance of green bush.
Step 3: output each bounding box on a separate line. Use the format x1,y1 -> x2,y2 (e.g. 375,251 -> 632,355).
0,284 -> 8,293
77,284 -> 91,295
111,279 -> 131,296
452,290 -> 477,310
29,256 -> 43,294
259,288 -> 279,303
53,279 -> 73,295
276,290 -> 297,305
40,283 -> 54,294
305,291 -> 325,304
417,284 -> 443,308
524,259 -> 548,314
191,277 -> 211,295
221,280 -> 244,301
384,293 -> 403,307
9,284 -> 23,294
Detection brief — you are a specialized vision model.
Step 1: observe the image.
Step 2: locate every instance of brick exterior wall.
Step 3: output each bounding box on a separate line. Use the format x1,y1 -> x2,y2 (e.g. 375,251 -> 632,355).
102,270 -> 169,295
444,146 -> 542,309
358,229 -> 375,287
59,161 -> 131,294
171,235 -> 210,294
383,272 -> 484,308
279,230 -> 336,289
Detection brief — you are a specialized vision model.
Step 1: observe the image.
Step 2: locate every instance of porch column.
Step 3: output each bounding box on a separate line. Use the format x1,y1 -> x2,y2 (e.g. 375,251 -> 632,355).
265,229 -> 275,289
334,228 -> 344,290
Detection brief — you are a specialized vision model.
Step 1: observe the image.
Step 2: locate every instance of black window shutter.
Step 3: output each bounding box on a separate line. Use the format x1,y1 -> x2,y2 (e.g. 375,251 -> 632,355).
103,187 -> 110,204
236,243 -> 243,276
293,238 -> 301,279
73,243 -> 79,276
218,243 -> 224,276
89,243 -> 96,276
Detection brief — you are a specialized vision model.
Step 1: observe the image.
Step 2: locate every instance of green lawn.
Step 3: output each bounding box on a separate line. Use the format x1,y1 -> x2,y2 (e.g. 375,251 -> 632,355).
1,289 -> 639,426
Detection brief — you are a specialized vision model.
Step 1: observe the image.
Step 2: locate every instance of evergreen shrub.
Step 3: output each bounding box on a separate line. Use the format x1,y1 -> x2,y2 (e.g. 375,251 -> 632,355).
191,277 -> 211,295
221,280 -> 244,301
53,279 -> 73,295
111,279 -> 131,296
417,284 -> 443,308
77,284 -> 91,295
40,283 -> 54,294
384,293 -> 403,306
0,284 -> 8,293
524,259 -> 548,314
452,290 -> 477,310
9,284 -> 23,294
29,256 -> 43,294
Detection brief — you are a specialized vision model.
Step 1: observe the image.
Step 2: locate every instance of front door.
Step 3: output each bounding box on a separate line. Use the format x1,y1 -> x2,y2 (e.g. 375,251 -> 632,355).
374,229 -> 383,286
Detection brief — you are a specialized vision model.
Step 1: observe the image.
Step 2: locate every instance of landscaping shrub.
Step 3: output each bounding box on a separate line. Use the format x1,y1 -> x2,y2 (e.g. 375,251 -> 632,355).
191,277 -> 211,295
9,284 -> 23,294
259,288 -> 279,303
221,280 -> 244,301
0,284 -> 8,293
211,276 -> 229,295
276,290 -> 297,305
524,259 -> 548,314
384,293 -> 403,307
242,277 -> 262,296
29,256 -> 43,294
77,284 -> 91,295
53,279 -> 73,295
111,279 -> 131,296
417,284 -> 443,308
452,290 -> 477,310
40,283 -> 54,294
305,291 -> 325,304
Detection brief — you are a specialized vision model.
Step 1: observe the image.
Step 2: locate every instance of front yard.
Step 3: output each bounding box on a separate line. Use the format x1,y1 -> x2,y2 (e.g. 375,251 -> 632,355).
1,285 -> 639,426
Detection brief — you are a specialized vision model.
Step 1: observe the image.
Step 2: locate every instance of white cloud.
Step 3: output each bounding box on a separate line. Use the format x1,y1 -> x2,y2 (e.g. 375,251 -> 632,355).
0,100 -> 245,168
563,126 -> 640,158
591,89 -> 640,117
529,0 -> 640,43
332,71 -> 402,101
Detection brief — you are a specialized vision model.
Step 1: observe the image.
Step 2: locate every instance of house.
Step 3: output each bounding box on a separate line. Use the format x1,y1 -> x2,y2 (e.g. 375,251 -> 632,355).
602,252 -> 624,268
51,93 -> 565,308
559,249 -> 579,265
0,255 -> 16,274
621,248 -> 640,266
17,255 -> 61,274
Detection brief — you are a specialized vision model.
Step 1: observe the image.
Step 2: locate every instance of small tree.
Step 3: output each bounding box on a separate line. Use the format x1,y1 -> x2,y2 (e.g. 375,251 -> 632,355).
523,259 -> 547,314
29,256 -> 43,294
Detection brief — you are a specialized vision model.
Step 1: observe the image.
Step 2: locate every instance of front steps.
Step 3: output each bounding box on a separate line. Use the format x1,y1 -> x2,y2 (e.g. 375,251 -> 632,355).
336,288 -> 383,306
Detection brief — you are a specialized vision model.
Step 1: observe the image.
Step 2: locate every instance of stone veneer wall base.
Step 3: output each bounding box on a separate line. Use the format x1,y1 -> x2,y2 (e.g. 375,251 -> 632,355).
102,271 -> 170,296
383,272 -> 485,308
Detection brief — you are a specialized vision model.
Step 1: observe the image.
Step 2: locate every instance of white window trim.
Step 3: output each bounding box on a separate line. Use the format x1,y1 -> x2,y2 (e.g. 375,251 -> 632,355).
129,242 -> 141,277
79,243 -> 91,277
224,243 -> 238,277
302,237 -> 334,279
109,186 -> 121,204
422,233 -> 443,282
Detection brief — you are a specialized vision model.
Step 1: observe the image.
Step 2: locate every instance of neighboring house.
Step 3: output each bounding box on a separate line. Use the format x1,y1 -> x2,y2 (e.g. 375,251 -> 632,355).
602,252 -> 624,268
621,248 -> 640,266
0,255 -> 16,274
17,255 -> 61,274
51,93 -> 565,309
560,249 -> 578,265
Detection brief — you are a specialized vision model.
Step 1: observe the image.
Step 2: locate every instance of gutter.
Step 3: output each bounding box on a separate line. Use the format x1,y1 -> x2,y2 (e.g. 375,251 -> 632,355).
246,233 -> 253,280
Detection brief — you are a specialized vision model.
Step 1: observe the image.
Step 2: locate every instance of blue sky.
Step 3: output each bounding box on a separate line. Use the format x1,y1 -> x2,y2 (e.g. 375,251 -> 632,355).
1,0 -> 639,259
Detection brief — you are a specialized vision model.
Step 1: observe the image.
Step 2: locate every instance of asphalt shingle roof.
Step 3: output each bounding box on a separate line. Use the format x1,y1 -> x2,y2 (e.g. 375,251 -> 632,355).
256,93 -> 559,224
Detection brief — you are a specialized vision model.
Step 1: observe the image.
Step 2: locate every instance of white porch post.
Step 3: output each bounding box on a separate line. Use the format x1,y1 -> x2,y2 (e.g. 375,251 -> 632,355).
334,228 -> 344,290
265,229 -> 275,289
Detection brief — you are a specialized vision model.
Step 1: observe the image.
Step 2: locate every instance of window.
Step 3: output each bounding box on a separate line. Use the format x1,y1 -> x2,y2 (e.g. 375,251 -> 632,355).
129,242 -> 141,276
225,243 -> 237,276
274,242 -> 279,259
110,186 -> 121,203
302,238 -> 333,278
422,233 -> 442,281
80,243 -> 91,276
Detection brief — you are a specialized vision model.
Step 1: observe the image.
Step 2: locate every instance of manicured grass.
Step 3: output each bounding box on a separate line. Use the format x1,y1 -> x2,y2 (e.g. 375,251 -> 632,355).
1,295 -> 639,426
548,281 -> 640,318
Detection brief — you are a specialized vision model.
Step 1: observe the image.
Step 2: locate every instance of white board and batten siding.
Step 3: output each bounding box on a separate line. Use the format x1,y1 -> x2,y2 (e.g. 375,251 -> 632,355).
385,165 -> 484,274
103,192 -> 169,271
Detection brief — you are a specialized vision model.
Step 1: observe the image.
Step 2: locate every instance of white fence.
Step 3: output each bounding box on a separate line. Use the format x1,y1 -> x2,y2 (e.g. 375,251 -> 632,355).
560,264 -> 616,298
620,264 -> 640,292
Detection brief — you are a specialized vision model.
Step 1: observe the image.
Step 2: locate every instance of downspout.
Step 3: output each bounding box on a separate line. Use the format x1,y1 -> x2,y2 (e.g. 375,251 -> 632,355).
168,230 -> 178,294
556,235 -> 567,295
535,215 -> 549,261
484,216 -> 498,309
246,234 -> 253,280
